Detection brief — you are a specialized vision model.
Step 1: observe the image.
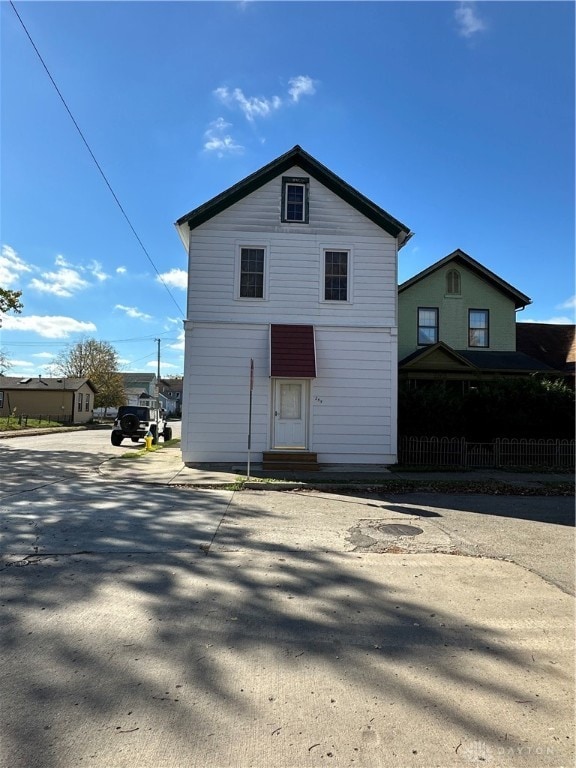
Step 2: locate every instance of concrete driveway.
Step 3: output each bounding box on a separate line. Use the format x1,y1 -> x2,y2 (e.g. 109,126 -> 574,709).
0,434 -> 574,767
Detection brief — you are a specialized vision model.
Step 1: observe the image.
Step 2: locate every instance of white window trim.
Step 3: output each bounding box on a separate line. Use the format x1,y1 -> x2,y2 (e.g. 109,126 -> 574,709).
319,246 -> 353,304
284,182 -> 306,222
234,242 -> 270,301
417,307 -> 439,345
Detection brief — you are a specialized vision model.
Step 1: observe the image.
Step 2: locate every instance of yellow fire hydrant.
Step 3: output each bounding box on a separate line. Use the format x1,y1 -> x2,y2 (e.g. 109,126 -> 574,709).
144,430 -> 153,451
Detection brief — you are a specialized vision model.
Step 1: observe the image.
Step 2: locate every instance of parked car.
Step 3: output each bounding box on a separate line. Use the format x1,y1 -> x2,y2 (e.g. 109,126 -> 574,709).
111,404 -> 172,446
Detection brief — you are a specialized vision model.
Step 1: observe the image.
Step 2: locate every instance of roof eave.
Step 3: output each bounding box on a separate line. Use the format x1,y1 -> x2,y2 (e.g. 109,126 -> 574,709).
399,248 -> 532,308
175,145 -> 412,247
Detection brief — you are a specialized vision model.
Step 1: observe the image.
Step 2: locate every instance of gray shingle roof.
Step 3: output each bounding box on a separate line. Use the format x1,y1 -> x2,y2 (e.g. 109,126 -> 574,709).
0,376 -> 96,391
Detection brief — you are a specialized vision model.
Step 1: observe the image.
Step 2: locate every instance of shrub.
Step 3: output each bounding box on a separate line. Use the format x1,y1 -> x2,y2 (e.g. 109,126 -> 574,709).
399,377 -> 575,439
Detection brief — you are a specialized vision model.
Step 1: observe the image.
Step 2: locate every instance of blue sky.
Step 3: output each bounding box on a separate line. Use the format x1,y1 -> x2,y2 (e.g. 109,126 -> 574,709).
1,0 -> 574,378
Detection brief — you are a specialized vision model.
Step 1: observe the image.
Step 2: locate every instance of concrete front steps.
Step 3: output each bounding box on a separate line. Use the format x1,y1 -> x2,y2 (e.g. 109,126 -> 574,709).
262,451 -> 319,471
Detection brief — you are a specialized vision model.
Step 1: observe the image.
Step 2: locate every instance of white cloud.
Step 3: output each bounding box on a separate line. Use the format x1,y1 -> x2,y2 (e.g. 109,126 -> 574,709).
288,75 -> 316,103
28,254 -> 109,296
203,118 -> 244,156
169,330 -> 185,351
206,77 -> 317,153
158,268 -> 187,290
215,87 -> 282,122
557,296 -> 576,311
0,245 -> 33,287
519,315 -> 574,325
88,260 -> 109,282
33,352 -> 55,359
9,359 -> 34,369
1,314 -> 97,338
214,77 -> 317,122
116,266 -> 127,274
147,360 -> 178,370
29,267 -> 89,297
115,304 -> 153,321
454,2 -> 486,38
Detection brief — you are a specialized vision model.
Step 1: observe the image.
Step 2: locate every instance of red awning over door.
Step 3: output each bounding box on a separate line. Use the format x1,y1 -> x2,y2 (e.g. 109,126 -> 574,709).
270,324 -> 316,377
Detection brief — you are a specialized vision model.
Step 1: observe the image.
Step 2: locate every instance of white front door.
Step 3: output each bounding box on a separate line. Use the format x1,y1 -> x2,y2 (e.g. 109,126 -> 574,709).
272,380 -> 308,449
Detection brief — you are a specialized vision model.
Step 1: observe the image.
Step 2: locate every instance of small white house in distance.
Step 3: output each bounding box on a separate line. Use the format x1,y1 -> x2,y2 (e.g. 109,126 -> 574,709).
175,145 -> 412,467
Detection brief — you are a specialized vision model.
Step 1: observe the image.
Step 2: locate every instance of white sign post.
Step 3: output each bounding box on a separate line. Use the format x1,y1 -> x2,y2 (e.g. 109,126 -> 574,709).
247,358 -> 254,480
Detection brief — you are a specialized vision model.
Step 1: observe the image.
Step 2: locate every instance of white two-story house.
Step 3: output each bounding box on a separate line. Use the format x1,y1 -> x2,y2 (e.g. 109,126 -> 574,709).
175,146 -> 412,467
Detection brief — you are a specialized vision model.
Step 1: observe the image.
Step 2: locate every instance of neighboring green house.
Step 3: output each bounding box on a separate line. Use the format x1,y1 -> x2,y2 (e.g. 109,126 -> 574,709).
0,376 -> 97,424
398,249 -> 554,386
120,372 -> 157,400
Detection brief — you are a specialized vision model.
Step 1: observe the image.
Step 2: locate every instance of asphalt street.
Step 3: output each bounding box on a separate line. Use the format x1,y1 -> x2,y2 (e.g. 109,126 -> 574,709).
0,431 -> 574,768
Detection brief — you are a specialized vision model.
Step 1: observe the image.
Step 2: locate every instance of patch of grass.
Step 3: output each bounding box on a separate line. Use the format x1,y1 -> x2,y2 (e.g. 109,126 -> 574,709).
0,417 -> 70,431
118,438 -> 180,460
220,477 -> 249,491
329,479 -> 574,497
120,451 -> 145,459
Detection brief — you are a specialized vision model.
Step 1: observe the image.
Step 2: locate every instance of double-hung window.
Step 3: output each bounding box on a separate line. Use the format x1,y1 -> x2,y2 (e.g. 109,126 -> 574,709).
78,392 -> 83,412
418,307 -> 438,345
239,247 -> 265,299
85,394 -> 90,412
324,250 -> 349,302
282,177 -> 309,223
469,309 -> 489,347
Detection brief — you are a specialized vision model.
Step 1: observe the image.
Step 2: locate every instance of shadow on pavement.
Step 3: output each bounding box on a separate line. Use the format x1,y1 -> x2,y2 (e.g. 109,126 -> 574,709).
0,445 -> 573,767
331,489 -> 575,527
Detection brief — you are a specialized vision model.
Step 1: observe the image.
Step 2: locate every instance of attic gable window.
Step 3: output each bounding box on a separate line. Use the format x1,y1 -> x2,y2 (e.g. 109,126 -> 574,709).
282,177 -> 309,223
446,269 -> 461,295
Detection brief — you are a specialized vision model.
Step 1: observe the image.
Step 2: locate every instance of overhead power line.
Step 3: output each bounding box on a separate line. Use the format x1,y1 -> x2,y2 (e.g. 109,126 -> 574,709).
9,1 -> 185,318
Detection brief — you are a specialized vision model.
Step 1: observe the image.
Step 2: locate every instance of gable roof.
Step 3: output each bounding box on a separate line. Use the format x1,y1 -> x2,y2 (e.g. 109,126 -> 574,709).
399,249 -> 531,309
176,145 -> 412,247
516,322 -> 576,375
119,372 -> 156,385
400,342 -> 476,370
399,342 -> 554,374
0,376 -> 96,392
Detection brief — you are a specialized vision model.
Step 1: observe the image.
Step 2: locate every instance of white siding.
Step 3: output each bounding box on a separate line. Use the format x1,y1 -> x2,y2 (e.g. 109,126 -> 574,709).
312,327 -> 396,463
186,166 -> 398,327
181,164 -> 400,465
181,323 -> 270,463
182,323 -> 397,464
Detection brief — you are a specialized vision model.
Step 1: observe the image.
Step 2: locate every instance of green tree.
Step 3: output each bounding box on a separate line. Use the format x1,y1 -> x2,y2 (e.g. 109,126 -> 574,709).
0,288 -> 23,314
53,338 -> 125,412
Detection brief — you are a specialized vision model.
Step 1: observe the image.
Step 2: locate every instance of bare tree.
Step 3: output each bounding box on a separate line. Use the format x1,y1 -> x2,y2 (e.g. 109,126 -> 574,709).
0,348 -> 12,375
53,338 -> 125,412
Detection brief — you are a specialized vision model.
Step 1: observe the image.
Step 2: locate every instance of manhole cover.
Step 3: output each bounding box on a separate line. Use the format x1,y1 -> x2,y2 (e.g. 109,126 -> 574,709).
376,524 -> 423,537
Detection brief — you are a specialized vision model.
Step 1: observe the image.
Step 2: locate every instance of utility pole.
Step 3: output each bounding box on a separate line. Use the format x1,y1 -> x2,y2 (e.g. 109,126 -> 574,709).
155,338 -> 161,403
